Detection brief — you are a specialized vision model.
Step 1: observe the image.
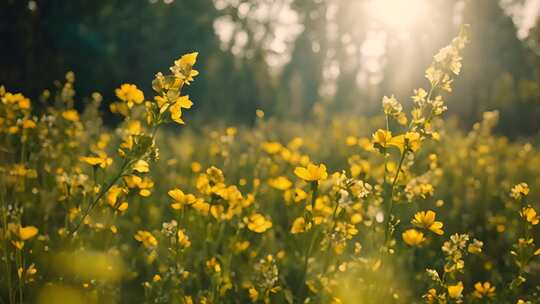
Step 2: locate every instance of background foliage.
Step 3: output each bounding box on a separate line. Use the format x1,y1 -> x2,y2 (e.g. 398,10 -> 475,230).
2,0 -> 540,133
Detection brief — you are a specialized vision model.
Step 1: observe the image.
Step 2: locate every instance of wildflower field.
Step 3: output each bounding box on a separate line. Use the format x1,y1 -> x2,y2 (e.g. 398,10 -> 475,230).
1,14 -> 540,304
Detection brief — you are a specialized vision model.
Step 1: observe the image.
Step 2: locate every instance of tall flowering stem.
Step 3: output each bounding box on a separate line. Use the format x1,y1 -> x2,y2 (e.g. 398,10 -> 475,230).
71,52 -> 199,235
293,163 -> 327,300
373,25 -> 470,258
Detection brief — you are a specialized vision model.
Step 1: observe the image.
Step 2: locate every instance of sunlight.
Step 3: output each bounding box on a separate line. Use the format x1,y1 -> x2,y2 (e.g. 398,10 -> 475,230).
367,0 -> 428,31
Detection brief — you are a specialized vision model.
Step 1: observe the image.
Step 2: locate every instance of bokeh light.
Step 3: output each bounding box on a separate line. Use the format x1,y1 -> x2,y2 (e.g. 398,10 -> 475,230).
367,0 -> 429,32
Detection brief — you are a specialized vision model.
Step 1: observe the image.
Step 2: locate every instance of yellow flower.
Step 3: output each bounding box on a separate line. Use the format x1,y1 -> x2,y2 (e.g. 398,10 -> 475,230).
246,213 -> 272,233
116,202 -> 129,212
168,188 -> 194,209
425,66 -> 444,86
191,162 -> 202,172
290,217 -> 311,234
226,127 -> 237,136
261,142 -> 282,154
12,241 -> 24,250
294,163 -> 328,182
294,188 -> 308,202
191,199 -> 211,216
139,189 -> 151,197
268,176 -> 293,190
8,126 -> 19,134
133,160 -> 150,173
372,129 -> 392,148
346,136 -> 358,146
248,287 -> 259,302
382,95 -> 402,115
206,257 -> 221,273
134,230 -> 158,249
126,120 -> 142,135
447,282 -> 464,299
115,84 -> 144,107
62,110 -> 80,122
3,92 -> 31,110
80,153 -> 113,168
388,132 -> 421,153
22,119 -> 36,129
467,239 -> 484,254
402,229 -> 425,246
177,95 -> 193,109
511,183 -> 529,200
423,288 -> 438,303
285,188 -> 308,204
178,52 -> 198,66
106,185 -> 125,207
80,156 -> 105,167
169,95 -> 193,124
170,52 -> 199,85
19,264 -> 37,280
178,229 -> 191,249
412,88 -> 428,103
396,112 -> 408,125
473,281 -> 495,298
124,175 -> 153,197
412,210 -> 444,235
350,213 -> 363,224
110,101 -> 129,116
234,241 -> 250,252
17,226 -> 39,240
520,207 -> 539,225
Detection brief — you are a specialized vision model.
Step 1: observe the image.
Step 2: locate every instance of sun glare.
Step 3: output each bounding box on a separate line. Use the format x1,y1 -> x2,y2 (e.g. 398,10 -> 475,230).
367,0 -> 428,31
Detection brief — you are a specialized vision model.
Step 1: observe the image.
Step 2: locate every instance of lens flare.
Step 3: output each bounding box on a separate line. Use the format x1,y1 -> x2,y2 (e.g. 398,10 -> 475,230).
367,0 -> 428,31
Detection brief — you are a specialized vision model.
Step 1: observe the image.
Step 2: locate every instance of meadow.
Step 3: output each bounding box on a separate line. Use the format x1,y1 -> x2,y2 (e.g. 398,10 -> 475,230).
1,26 -> 540,304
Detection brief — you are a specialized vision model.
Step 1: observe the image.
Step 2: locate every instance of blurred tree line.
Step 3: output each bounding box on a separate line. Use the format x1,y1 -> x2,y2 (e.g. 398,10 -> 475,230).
1,0 -> 540,136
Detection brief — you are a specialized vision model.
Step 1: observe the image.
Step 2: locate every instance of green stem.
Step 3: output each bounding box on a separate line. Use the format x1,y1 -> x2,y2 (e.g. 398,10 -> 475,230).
383,115 -> 389,184
384,150 -> 407,245
322,203 -> 340,274
71,159 -> 130,235
300,228 -> 318,297
2,206 -> 14,304
299,182 -> 319,300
